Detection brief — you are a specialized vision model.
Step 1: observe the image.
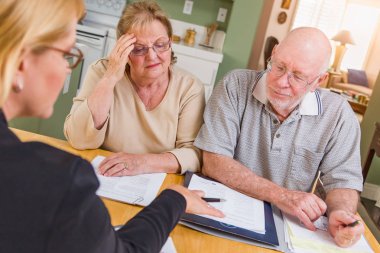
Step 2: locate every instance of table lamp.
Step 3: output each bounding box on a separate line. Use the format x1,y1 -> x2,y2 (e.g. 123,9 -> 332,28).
331,30 -> 355,72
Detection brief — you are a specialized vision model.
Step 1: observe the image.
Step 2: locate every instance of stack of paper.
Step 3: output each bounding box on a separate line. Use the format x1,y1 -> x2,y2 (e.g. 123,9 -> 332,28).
91,156 -> 166,206
283,214 -> 374,253
188,174 -> 265,234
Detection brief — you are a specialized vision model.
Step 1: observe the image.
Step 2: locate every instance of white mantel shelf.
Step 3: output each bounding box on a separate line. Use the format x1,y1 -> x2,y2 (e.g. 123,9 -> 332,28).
172,42 -> 223,63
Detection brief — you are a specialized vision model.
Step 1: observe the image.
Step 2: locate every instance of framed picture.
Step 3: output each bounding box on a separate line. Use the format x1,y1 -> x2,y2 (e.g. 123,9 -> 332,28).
281,0 -> 291,9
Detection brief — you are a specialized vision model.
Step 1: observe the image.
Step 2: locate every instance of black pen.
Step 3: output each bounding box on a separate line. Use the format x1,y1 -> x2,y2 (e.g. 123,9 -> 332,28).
202,197 -> 226,202
346,220 -> 360,227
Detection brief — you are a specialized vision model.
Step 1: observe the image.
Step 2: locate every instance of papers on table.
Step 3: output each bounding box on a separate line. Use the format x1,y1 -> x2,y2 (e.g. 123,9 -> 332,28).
91,155 -> 166,206
116,224 -> 176,253
187,174 -> 265,234
283,214 -> 374,253
313,215 -> 329,231
160,237 -> 177,253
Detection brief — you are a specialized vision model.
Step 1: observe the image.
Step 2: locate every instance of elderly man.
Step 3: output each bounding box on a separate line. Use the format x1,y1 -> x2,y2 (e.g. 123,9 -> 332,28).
194,27 -> 364,247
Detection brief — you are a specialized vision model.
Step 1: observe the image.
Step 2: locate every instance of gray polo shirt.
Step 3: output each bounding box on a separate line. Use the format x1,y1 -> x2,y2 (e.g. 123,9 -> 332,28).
195,69 -> 363,192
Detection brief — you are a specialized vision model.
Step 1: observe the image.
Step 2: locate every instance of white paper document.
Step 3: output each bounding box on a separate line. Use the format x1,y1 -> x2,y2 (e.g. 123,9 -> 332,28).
187,174 -> 265,234
313,215 -> 328,231
160,237 -> 177,253
91,155 -> 166,206
283,214 -> 374,253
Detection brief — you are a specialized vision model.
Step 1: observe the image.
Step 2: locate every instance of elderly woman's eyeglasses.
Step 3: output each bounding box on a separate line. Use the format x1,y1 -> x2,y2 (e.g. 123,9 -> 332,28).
131,40 -> 171,56
45,46 -> 83,69
267,60 -> 320,88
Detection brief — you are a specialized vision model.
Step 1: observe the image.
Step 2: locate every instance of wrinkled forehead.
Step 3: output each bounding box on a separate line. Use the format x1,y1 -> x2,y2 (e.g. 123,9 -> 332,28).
128,19 -> 169,36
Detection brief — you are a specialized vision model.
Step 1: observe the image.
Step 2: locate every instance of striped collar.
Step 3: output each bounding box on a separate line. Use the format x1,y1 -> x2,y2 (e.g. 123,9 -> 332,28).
252,72 -> 323,116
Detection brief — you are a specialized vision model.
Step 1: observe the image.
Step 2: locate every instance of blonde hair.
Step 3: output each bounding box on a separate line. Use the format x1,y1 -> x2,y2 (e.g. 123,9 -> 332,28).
117,0 -> 176,63
0,0 -> 85,107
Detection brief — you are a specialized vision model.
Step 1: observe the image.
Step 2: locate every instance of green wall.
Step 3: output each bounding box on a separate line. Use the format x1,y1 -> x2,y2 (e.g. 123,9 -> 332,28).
360,72 -> 380,185
129,0 -> 233,31
156,0 -> 232,32
215,0 -> 264,83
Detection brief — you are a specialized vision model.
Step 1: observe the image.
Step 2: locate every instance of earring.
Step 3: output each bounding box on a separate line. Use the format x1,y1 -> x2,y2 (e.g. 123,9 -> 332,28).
12,77 -> 24,93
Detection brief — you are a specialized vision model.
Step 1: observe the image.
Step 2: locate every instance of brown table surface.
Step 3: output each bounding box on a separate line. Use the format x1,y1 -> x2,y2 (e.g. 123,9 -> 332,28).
11,128 -> 380,253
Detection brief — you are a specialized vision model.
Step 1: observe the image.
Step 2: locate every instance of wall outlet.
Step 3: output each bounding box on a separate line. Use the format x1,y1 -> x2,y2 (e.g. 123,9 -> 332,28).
217,7 -> 227,22
183,0 -> 193,15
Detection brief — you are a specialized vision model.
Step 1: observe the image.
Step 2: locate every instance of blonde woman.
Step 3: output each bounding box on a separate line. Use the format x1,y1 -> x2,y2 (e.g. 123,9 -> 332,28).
64,1 -> 204,177
0,0 -> 223,252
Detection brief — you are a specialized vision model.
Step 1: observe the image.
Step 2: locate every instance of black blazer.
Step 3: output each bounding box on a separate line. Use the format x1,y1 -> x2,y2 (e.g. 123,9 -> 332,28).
0,112 -> 186,253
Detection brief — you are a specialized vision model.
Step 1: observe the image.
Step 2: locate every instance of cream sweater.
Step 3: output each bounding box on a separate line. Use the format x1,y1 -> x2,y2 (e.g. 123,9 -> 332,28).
64,59 -> 205,173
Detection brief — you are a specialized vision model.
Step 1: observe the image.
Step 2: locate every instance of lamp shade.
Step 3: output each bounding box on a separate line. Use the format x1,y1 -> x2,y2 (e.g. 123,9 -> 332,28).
331,30 -> 355,46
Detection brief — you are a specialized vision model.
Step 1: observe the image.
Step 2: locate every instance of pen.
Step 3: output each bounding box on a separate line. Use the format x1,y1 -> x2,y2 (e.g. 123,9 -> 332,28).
346,220 -> 360,227
202,197 -> 226,202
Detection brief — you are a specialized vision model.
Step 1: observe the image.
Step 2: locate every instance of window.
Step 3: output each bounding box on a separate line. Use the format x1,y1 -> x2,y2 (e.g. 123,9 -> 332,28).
292,0 -> 346,38
340,4 -> 380,69
291,0 -> 380,70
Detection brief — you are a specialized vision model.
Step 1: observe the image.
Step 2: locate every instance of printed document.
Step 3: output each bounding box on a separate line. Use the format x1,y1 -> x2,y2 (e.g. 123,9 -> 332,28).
91,155 -> 166,206
160,237 -> 177,253
188,174 -> 265,233
283,214 -> 374,253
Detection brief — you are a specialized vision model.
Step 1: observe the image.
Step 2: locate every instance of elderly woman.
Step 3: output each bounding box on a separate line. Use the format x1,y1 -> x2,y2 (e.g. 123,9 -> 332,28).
0,0 -> 222,252
64,1 -> 204,177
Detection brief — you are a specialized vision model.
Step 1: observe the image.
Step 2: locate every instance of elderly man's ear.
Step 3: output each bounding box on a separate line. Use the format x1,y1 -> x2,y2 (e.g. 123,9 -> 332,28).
310,72 -> 328,92
271,45 -> 278,58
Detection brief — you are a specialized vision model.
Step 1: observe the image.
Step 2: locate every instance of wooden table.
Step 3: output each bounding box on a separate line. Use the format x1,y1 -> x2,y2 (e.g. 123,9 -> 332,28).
11,128 -> 380,253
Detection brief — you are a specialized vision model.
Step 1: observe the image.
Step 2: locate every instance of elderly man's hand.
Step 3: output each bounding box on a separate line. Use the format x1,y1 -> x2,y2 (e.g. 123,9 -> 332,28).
328,210 -> 364,247
275,189 -> 327,231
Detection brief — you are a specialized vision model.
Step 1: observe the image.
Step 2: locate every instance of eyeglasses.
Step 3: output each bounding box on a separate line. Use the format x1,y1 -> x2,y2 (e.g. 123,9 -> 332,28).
45,46 -> 83,69
267,59 -> 320,88
131,40 -> 171,56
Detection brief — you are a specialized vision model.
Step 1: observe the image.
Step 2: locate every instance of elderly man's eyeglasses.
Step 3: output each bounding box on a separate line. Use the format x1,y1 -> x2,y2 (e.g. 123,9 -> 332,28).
131,40 -> 171,56
45,46 -> 83,69
267,60 -> 320,88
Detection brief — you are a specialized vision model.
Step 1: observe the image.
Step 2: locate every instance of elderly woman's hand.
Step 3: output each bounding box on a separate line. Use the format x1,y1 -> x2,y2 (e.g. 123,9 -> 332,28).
98,152 -> 149,176
103,34 -> 136,83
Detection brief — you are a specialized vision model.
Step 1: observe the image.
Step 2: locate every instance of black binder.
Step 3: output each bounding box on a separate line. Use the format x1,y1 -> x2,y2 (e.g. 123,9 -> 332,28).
180,172 -> 279,247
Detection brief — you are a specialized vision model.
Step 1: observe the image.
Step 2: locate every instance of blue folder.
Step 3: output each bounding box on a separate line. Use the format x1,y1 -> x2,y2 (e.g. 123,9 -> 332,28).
181,172 -> 279,247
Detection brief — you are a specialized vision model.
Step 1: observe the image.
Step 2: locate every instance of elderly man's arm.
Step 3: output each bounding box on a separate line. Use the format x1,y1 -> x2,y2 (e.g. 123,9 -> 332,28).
203,151 -> 327,230
325,189 -> 365,247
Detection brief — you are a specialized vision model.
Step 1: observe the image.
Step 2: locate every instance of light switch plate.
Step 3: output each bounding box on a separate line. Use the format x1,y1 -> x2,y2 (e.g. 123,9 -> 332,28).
183,0 -> 193,15
217,8 -> 227,22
